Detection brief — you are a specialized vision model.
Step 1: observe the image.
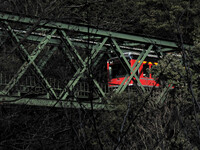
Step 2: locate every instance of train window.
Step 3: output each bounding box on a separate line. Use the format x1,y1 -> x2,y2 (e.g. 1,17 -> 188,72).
110,63 -> 126,78
143,63 -> 149,77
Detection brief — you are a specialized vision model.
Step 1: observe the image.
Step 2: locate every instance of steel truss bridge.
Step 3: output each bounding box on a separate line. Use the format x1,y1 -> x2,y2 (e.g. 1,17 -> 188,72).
0,11 -> 192,110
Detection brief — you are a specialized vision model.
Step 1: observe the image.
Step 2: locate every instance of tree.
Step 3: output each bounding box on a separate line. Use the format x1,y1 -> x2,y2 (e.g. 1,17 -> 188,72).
0,0 -> 200,149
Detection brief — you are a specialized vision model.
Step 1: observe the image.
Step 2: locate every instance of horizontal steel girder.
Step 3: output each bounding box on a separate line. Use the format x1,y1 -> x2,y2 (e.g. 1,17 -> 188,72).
0,96 -> 115,110
0,12 -> 192,50
0,30 -> 159,57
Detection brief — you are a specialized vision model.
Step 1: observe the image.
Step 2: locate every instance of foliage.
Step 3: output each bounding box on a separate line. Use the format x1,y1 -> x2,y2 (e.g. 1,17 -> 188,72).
0,0 -> 199,41
150,45 -> 200,149
0,0 -> 200,149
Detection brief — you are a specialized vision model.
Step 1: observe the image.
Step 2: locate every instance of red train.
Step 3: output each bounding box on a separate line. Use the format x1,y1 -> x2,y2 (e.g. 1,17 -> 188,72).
107,52 -> 160,87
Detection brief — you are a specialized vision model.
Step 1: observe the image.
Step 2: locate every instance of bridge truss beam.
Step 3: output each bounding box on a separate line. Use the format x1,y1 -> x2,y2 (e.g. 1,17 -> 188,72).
0,12 -> 192,109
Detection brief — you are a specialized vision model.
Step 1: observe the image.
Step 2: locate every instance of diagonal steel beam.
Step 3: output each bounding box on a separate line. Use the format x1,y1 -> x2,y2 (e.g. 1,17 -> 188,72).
60,30 -> 84,67
111,38 -> 146,92
119,45 -> 153,94
3,24 -> 58,98
115,50 -> 146,93
60,46 -> 79,70
0,35 -> 8,48
2,23 -> 57,97
156,84 -> 173,104
59,38 -> 108,100
37,46 -> 58,70
58,30 -> 97,70
59,37 -> 108,100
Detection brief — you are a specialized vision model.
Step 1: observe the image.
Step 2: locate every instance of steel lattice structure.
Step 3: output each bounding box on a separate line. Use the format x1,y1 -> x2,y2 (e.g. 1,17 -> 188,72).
0,11 -> 192,109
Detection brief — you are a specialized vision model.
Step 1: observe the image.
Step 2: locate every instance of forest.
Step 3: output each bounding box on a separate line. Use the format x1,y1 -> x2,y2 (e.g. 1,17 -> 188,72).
0,0 -> 200,149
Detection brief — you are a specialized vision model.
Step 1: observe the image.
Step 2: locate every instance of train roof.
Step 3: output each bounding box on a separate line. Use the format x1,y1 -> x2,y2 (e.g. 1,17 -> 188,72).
108,52 -> 159,62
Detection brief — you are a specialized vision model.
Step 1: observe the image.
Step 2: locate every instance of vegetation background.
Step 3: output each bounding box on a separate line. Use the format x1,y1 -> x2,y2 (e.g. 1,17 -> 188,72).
0,0 -> 200,149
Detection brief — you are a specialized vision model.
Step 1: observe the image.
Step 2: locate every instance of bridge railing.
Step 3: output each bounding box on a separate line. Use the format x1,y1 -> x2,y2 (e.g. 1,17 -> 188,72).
0,72 -> 112,98
0,72 -> 164,101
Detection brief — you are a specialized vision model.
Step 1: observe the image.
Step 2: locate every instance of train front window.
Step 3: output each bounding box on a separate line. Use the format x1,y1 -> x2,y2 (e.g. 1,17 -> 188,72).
110,63 -> 126,78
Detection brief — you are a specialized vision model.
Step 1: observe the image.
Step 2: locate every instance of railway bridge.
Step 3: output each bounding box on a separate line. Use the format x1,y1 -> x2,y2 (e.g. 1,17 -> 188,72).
0,11 -> 192,109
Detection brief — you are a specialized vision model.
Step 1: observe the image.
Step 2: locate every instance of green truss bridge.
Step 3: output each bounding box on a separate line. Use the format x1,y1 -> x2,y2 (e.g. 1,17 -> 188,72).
0,11 -> 192,110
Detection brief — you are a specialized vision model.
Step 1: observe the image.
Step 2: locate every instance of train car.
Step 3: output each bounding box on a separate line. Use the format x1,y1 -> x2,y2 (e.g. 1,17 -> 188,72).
107,52 -> 160,87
